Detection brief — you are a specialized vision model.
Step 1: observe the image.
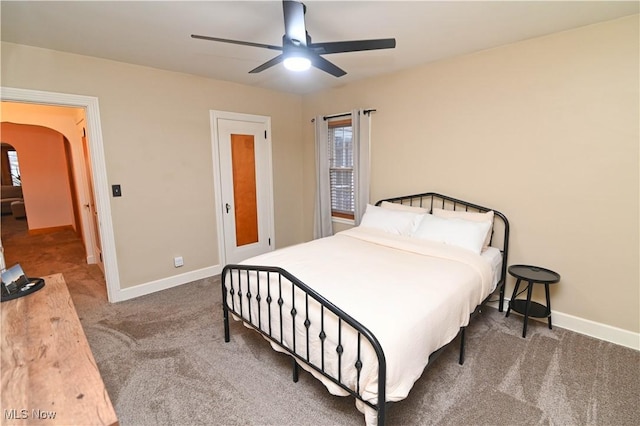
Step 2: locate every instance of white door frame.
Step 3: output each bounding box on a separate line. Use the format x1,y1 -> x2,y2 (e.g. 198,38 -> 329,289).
210,110 -> 275,266
1,86 -> 120,302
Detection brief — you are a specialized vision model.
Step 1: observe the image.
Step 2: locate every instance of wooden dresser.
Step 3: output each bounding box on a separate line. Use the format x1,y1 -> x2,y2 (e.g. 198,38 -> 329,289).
1,273 -> 118,426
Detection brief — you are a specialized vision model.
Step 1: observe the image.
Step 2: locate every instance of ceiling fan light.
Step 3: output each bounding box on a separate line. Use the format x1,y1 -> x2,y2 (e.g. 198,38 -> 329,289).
283,56 -> 311,72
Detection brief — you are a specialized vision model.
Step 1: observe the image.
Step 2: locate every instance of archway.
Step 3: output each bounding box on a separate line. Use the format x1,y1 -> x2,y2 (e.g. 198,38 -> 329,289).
1,122 -> 79,233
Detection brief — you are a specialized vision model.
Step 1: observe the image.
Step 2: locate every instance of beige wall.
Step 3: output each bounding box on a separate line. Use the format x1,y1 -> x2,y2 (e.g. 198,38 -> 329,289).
1,42 -> 304,289
302,16 -> 639,333
1,123 -> 75,230
1,15 -> 637,334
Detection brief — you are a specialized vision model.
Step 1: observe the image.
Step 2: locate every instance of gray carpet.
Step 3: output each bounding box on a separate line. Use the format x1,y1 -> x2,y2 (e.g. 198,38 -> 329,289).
2,215 -> 639,425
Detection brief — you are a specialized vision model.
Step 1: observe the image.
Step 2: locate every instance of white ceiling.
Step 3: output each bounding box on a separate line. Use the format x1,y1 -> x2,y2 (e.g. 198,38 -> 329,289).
2,1 -> 638,95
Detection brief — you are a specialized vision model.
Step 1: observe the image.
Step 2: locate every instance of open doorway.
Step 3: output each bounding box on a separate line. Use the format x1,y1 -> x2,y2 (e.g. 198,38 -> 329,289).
1,105 -> 101,261
1,118 -> 107,300
0,88 -> 120,302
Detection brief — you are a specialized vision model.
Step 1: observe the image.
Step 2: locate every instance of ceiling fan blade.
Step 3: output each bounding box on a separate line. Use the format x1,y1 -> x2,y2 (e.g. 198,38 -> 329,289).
194,1 -> 396,78
309,54 -> 346,77
309,38 -> 396,55
282,0 -> 307,47
249,54 -> 286,74
191,34 -> 282,51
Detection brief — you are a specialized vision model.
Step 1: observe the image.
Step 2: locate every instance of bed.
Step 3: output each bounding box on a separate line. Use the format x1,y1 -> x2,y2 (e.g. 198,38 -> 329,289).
221,192 -> 509,425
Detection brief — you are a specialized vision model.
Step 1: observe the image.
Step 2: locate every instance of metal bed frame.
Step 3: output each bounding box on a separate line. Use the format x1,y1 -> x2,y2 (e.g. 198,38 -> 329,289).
221,192 -> 509,426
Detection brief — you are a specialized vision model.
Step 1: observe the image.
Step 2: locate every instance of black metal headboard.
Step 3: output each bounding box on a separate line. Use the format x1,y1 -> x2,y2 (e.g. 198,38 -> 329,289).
376,192 -> 510,311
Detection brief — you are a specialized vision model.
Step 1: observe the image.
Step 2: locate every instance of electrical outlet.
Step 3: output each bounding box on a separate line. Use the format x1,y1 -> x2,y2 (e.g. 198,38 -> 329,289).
174,256 -> 184,268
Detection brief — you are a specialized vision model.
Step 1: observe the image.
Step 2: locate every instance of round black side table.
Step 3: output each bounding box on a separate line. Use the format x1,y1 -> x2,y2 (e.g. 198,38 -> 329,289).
505,264 -> 560,338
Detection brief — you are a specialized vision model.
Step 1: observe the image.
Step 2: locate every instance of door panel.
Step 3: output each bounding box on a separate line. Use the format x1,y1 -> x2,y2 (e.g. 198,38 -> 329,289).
216,115 -> 273,264
231,134 -> 259,246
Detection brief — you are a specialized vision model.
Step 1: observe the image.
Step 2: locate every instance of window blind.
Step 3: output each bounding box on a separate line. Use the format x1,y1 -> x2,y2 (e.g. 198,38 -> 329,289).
328,119 -> 354,219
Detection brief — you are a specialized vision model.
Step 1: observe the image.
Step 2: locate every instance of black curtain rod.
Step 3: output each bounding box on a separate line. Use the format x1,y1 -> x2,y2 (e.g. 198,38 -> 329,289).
322,109 -> 376,121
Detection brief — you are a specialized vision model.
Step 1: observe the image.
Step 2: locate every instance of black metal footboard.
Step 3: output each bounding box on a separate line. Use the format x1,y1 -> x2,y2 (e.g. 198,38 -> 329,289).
221,264 -> 388,425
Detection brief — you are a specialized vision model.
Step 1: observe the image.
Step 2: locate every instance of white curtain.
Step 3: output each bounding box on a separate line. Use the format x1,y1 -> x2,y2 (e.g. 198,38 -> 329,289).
313,109 -> 372,238
313,115 -> 332,239
352,109 -> 371,225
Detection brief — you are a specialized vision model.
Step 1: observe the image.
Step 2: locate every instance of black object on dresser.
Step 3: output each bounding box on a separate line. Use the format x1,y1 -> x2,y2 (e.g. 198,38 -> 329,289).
505,264 -> 560,338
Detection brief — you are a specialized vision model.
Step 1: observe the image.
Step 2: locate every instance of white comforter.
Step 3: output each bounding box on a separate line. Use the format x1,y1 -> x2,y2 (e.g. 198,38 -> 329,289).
228,226 -> 493,425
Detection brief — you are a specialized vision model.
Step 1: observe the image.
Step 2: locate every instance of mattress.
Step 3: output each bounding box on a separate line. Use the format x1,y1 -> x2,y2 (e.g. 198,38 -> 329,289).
481,246 -> 503,291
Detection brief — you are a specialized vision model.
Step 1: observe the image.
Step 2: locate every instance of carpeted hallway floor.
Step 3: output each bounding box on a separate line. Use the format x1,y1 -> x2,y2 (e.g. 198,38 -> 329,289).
2,214 -> 639,425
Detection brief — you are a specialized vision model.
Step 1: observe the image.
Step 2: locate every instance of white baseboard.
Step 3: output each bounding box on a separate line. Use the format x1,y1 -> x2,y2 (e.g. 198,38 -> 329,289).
551,309 -> 639,351
486,299 -> 639,351
113,265 -> 222,303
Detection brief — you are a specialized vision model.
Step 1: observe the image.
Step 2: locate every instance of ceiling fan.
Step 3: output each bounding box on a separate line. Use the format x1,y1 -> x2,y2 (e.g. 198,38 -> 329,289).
191,0 -> 396,77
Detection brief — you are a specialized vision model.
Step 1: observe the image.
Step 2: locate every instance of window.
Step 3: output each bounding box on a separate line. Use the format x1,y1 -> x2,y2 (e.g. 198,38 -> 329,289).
8,150 -> 21,186
314,108 -> 370,238
1,144 -> 21,187
328,118 -> 353,220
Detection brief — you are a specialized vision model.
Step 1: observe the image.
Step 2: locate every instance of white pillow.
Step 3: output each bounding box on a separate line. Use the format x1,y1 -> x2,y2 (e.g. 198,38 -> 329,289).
432,208 -> 494,249
380,201 -> 429,214
359,204 -> 425,236
411,214 -> 492,254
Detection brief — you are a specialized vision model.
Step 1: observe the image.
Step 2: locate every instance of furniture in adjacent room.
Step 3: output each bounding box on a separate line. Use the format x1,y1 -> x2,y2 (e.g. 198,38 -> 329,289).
1,185 -> 23,215
1,273 -> 118,426
10,201 -> 25,219
505,264 -> 561,338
